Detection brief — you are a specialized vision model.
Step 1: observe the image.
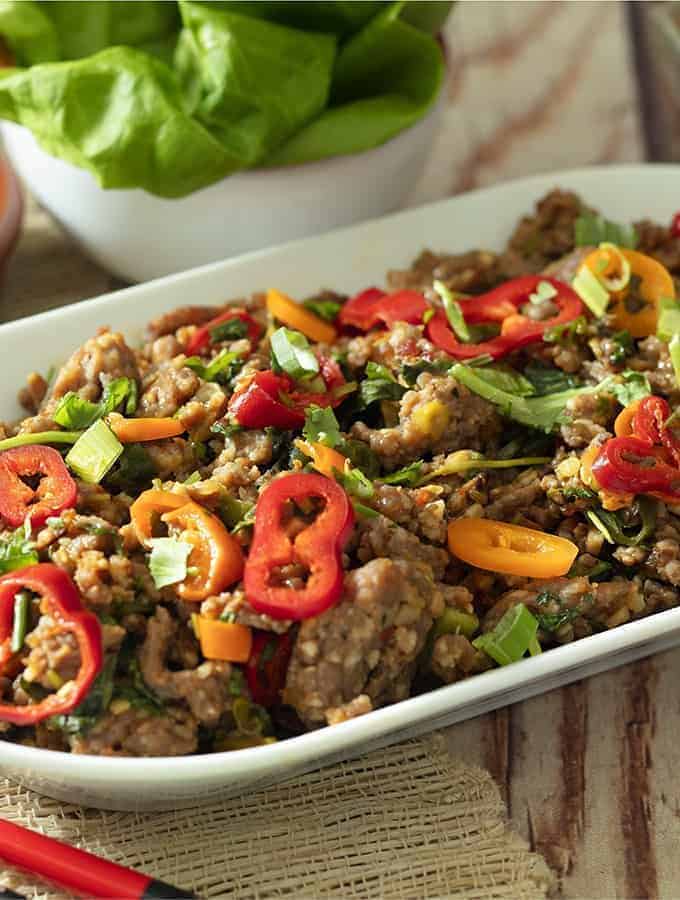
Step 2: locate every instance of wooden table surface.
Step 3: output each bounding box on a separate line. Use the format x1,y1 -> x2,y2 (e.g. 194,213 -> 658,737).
0,4 -> 671,898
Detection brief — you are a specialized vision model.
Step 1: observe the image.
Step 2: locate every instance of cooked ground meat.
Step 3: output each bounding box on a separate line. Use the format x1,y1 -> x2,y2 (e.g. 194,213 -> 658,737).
284,558 -> 443,727
50,330 -> 140,403
351,374 -> 501,469
71,706 -> 198,756
138,358 -> 201,417
138,607 -> 233,726
3,187 -> 679,759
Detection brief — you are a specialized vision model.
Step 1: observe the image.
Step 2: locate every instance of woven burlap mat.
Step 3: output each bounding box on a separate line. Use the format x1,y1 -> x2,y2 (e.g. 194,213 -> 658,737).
0,193 -> 555,899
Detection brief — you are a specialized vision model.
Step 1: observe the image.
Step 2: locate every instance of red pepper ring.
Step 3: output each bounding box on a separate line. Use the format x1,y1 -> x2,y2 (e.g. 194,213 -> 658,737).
229,371 -> 305,430
186,308 -> 262,356
338,287 -> 387,331
426,276 -> 583,361
244,473 -> 355,621
339,288 -> 428,332
631,395 -> 680,467
0,445 -> 77,529
0,563 -> 102,725
591,436 -> 680,501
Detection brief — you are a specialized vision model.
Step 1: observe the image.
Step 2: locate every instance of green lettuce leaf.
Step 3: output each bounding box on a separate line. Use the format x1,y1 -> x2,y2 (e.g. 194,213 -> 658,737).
0,0 -> 450,196
265,1 -> 445,167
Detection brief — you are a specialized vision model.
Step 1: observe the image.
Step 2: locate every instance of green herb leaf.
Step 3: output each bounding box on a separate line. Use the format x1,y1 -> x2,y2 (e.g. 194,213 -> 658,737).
451,363 -> 615,433
357,361 -> 406,410
401,359 -> 451,386
48,653 -> 118,735
534,590 -> 582,634
54,377 -> 137,430
221,494 -> 255,531
303,405 -> 343,448
544,316 -> 588,345
434,280 -> 470,342
105,443 -> 156,492
608,330 -> 633,366
341,439 -> 381,478
336,464 -> 374,500
185,349 -> 244,385
574,212 -> 638,249
609,371 -> 651,407
270,327 -> 319,380
303,297 -> 343,322
148,537 -> 193,589
523,361 -> 580,396
378,460 -> 424,486
210,318 -> 248,343
467,365 -> 536,397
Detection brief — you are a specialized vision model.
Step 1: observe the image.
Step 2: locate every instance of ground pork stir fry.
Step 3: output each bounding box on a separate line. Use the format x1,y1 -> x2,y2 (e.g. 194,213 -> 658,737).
1,190 -> 680,756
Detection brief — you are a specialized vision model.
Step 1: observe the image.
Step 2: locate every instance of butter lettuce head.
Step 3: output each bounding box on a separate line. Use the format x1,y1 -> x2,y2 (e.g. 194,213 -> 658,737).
0,0 -> 451,197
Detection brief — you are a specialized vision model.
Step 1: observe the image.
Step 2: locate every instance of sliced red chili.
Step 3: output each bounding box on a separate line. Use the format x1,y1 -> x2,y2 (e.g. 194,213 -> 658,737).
0,563 -> 102,725
245,631 -> 293,707
338,288 -> 428,331
229,371 -> 305,430
631,395 -> 680,467
426,276 -> 583,361
338,287 -> 387,331
244,473 -> 354,620
186,308 -> 262,355
591,435 -> 680,501
0,446 -> 77,529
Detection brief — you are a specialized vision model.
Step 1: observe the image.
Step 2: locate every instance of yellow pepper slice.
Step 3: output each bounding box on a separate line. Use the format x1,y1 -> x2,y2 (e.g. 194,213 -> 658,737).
582,247 -> 675,337
266,288 -> 337,344
447,518 -> 578,578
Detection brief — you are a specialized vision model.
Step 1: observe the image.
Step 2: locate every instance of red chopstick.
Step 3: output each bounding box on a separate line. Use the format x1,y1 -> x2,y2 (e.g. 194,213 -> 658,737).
0,818 -> 197,899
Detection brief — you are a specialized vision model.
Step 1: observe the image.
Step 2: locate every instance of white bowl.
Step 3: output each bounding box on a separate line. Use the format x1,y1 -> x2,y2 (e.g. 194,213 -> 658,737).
1,94 -> 444,283
1,164 -> 679,811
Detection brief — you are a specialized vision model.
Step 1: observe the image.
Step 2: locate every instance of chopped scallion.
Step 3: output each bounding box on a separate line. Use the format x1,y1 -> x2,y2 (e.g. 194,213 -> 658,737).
148,537 -> 193,589
472,604 -> 539,666
432,607 -> 479,640
270,327 -> 319,380
529,280 -> 558,305
658,298 -> 680,343
670,334 -> 680,390
0,431 -> 82,452
65,419 -> 123,484
11,591 -> 31,653
434,280 -> 470,342
572,265 -> 610,318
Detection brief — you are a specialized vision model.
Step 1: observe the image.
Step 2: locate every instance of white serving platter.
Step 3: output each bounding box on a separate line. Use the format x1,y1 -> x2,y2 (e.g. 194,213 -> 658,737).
1,165 -> 679,811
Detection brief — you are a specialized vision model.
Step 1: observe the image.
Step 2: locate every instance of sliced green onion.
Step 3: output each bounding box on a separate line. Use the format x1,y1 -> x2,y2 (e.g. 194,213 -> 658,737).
65,419 -> 123,484
11,591 -> 31,653
185,350 -> 244,384
670,334 -> 680,389
434,280 -> 470,342
183,471 -> 201,485
148,537 -> 193,589
658,298 -> 680,343
472,604 -> 539,666
0,431 -> 82,452
596,243 -> 631,292
572,265 -> 610,318
432,607 -> 479,640
221,494 -> 254,530
377,460 -> 423,486
270,327 -> 319,380
423,450 -> 550,482
351,500 -> 379,519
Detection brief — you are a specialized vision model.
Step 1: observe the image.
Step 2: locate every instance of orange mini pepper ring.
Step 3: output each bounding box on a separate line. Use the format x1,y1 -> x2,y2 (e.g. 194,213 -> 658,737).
447,517 -> 578,578
130,489 -> 188,547
162,501 -> 244,602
